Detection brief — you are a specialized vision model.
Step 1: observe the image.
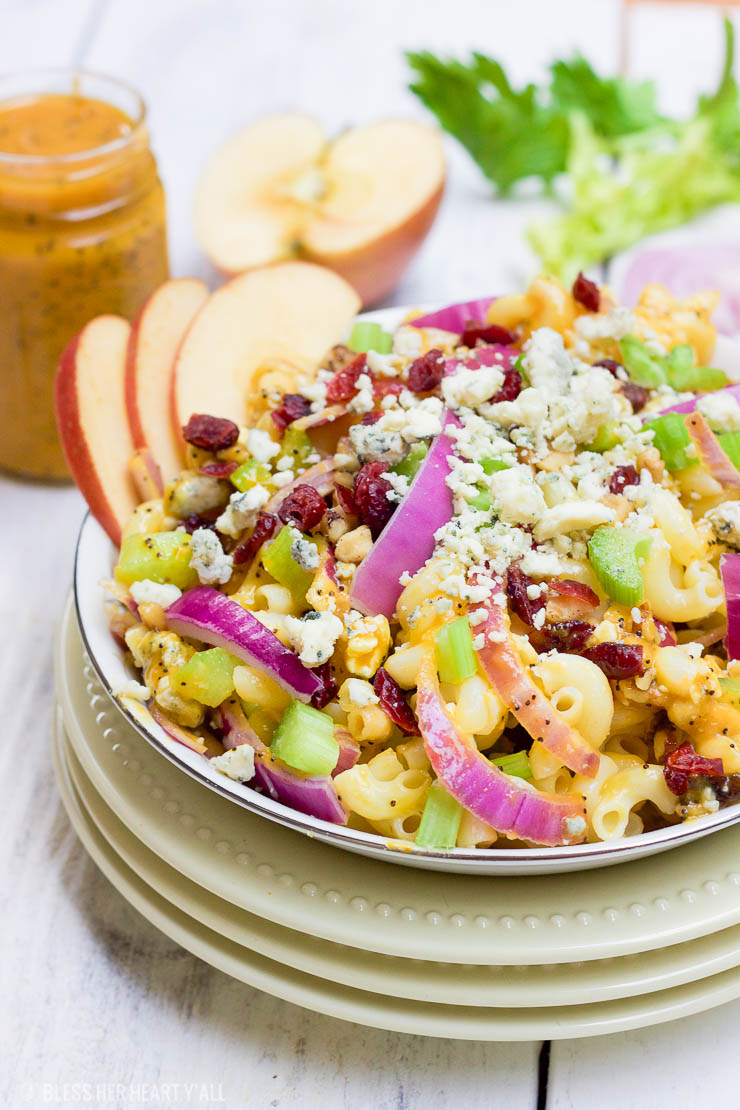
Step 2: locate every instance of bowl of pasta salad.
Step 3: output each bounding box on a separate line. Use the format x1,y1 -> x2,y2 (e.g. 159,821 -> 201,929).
72,271 -> 740,874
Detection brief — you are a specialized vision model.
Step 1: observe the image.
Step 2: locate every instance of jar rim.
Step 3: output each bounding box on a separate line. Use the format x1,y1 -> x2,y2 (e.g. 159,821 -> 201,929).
0,67 -> 147,166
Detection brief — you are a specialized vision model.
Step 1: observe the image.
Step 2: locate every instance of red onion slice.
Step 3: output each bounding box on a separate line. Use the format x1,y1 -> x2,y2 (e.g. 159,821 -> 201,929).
266,458 -> 336,514
416,654 -> 588,846
684,412 -> 740,489
166,587 -> 322,703
721,553 -> 740,661
409,297 -> 497,333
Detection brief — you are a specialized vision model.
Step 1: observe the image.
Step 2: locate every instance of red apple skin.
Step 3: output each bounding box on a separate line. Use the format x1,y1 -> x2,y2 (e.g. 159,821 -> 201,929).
54,316 -> 136,547
125,278 -> 209,483
303,181 -> 444,307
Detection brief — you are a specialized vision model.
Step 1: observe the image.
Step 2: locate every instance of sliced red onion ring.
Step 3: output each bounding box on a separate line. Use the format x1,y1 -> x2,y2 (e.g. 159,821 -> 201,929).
166,587 -> 322,703
416,654 -> 588,847
652,382 -> 740,419
618,243 -> 740,336
332,727 -> 360,776
721,553 -> 740,661
410,297 -> 496,333
474,584 -> 600,779
213,699 -> 348,824
350,413 -> 460,618
444,345 -> 518,376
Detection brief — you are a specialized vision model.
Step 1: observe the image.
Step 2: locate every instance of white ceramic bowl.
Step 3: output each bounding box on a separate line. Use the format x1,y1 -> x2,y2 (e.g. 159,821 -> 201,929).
73,308 -> 740,875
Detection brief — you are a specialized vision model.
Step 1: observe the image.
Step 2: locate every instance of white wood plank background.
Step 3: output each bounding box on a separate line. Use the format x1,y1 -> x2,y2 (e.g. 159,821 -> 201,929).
2,1 -> 740,1107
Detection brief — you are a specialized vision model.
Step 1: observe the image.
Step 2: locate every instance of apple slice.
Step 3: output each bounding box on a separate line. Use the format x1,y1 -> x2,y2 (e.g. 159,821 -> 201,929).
172,261 -> 360,430
195,115 -> 445,306
301,120 -> 445,306
55,316 -> 135,546
126,277 -> 209,482
195,114 -> 325,274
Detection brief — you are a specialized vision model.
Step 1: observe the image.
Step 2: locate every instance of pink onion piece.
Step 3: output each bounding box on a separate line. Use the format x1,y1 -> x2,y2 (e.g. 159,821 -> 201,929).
266,458 -> 336,514
410,297 -> 496,333
291,405 -> 348,432
416,654 -> 587,847
150,703 -> 208,755
332,727 -> 360,776
652,382 -> 740,419
684,412 -> 740,489
619,244 -> 740,336
166,587 -> 322,703
721,554 -> 740,661
474,585 -> 600,779
444,345 -> 519,377
213,700 -> 347,824
350,413 -> 460,618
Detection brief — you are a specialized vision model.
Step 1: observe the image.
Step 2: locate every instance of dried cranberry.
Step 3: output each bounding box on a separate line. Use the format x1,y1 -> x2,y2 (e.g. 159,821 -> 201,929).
361,410 -> 382,425
182,413 -> 239,451
664,741 -> 724,796
582,642 -> 644,678
182,513 -> 218,535
407,349 -> 445,393
531,621 -> 595,653
353,461 -> 395,538
335,482 -> 357,517
373,668 -> 420,735
572,272 -> 601,312
272,393 -> 312,435
278,485 -> 327,531
548,579 -> 600,607
199,460 -> 238,478
325,353 -> 367,403
232,512 -> 278,565
620,381 -> 650,412
490,367 -> 522,403
609,465 -> 640,495
506,565 -> 545,627
653,617 -> 677,647
310,662 -> 338,709
372,379 -> 404,400
460,321 -> 516,348
594,358 -> 622,377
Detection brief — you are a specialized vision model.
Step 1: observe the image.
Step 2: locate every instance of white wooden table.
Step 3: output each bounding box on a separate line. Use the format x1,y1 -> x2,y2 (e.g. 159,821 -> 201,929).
2,1 -> 739,1106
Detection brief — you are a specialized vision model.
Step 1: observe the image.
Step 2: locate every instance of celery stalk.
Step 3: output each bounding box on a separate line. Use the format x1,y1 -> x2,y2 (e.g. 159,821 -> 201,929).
587,526 -> 651,606
718,432 -> 740,472
172,648 -> 240,707
231,459 -> 272,492
643,413 -> 698,472
416,781 -> 463,850
392,443 -> 428,481
480,457 -> 511,475
435,616 -> 477,683
348,321 -> 394,354
115,531 -> 199,590
271,700 -> 339,775
490,751 -> 533,780
262,525 -> 314,599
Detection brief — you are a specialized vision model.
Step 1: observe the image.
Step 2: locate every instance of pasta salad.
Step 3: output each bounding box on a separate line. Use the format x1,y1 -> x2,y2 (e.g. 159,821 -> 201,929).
105,274 -> 740,851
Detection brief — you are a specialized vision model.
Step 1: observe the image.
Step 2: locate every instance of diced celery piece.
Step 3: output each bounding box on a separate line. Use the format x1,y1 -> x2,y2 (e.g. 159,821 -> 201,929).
469,487 -> 491,512
416,781 -> 463,850
392,443 -> 428,481
586,421 -> 620,453
588,526 -> 651,606
619,336 -> 666,388
718,432 -> 740,472
115,531 -> 199,589
271,700 -> 339,775
480,457 -> 511,475
435,616 -> 477,684
231,458 -> 272,492
490,751 -> 533,780
277,426 -> 313,468
172,648 -> 240,707
348,321 -> 393,354
719,676 -> 740,702
643,413 -> 698,472
664,345 -> 727,392
262,525 -> 314,599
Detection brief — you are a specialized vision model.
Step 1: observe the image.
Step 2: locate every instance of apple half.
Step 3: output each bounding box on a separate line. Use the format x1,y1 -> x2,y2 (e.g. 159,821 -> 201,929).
125,277 -> 209,482
195,114 -> 445,306
55,315 -> 136,546
172,261 -> 361,431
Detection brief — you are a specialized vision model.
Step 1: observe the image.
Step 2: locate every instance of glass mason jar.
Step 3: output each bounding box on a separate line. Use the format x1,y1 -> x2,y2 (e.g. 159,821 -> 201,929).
0,69 -> 169,479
